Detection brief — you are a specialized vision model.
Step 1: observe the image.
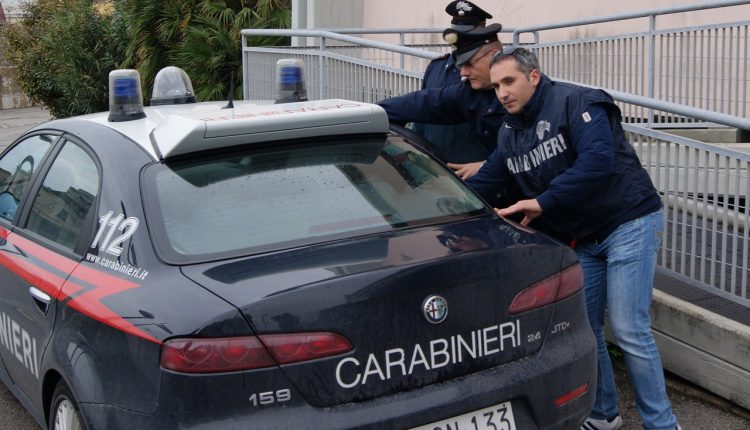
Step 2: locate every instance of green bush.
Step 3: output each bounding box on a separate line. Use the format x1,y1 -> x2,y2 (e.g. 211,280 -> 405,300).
123,0 -> 291,103
2,0 -> 127,118
3,0 -> 291,118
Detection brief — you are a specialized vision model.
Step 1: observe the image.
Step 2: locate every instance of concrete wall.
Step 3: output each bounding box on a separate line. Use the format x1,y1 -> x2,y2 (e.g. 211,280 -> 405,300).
0,66 -> 31,110
650,290 -> 750,411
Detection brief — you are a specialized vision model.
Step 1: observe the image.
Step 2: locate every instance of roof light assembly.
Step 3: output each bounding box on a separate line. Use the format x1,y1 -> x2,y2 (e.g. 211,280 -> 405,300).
151,66 -> 197,106
108,69 -> 146,122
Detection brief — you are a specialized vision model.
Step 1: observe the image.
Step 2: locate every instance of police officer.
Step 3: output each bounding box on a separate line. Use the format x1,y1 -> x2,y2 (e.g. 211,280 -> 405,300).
468,47 -> 681,430
411,1 -> 493,164
378,21 -> 506,180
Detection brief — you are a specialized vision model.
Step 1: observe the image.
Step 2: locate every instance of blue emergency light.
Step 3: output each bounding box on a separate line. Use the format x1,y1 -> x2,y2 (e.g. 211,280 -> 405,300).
108,69 -> 146,122
275,59 -> 308,104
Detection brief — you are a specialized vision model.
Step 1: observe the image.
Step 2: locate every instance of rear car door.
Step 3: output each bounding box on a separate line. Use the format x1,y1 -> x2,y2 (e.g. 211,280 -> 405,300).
0,135 -> 100,405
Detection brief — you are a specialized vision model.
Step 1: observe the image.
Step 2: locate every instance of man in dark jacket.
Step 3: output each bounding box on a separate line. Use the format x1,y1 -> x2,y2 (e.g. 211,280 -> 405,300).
468,47 -> 681,430
378,21 -> 506,180
411,1 -> 492,164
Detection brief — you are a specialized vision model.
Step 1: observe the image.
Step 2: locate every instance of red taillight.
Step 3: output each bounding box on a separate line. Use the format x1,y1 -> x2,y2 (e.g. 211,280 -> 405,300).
161,332 -> 352,373
556,262 -> 584,301
508,264 -> 583,315
554,383 -> 589,407
260,332 -> 352,364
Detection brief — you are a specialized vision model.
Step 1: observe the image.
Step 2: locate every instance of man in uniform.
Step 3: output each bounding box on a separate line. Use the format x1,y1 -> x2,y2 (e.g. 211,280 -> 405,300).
468,47 -> 681,430
378,21 -> 505,180
411,1 -> 493,164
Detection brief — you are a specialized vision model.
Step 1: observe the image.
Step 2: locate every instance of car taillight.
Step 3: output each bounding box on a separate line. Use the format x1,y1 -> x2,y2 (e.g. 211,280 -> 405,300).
259,333 -> 352,364
161,332 -> 352,373
508,263 -> 583,315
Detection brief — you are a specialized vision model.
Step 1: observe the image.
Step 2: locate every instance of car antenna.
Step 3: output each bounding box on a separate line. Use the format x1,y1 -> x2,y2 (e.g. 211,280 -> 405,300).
222,71 -> 234,109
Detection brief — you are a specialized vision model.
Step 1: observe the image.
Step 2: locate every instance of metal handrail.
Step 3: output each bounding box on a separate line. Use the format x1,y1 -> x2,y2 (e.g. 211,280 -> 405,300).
508,0 -> 750,125
295,27 -> 515,35
511,0 -> 750,44
242,29 -> 442,100
242,28 -> 750,132
242,29 -> 443,59
555,79 -> 750,132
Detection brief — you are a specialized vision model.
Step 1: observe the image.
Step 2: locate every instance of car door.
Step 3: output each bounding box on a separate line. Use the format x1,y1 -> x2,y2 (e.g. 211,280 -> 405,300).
0,133 -> 57,385
0,135 -> 100,404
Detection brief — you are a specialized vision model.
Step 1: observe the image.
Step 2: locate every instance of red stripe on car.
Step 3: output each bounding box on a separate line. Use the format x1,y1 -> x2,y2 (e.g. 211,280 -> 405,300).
1,229 -> 160,344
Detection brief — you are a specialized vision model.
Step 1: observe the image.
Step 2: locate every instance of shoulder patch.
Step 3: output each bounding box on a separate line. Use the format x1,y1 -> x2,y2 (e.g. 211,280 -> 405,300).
582,112 -> 592,123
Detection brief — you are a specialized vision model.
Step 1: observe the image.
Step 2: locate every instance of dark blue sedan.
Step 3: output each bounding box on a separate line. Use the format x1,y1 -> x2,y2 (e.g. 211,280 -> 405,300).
0,67 -> 595,430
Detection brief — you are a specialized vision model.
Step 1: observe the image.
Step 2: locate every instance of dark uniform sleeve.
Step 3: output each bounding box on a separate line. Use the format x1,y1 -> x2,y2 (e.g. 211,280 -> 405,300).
465,148 -> 511,203
536,104 -> 615,212
378,84 -> 471,125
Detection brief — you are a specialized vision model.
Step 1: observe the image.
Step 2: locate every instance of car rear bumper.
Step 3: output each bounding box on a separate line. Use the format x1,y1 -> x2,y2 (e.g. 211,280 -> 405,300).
80,293 -> 595,430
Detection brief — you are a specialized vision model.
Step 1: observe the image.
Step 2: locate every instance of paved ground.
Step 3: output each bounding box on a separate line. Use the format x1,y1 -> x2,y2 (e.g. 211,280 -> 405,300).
1,106 -> 749,429
2,362 -> 749,430
615,362 -> 750,429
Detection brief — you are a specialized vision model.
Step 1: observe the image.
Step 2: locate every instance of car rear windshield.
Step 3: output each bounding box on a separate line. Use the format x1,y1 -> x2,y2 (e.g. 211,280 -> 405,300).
143,135 -> 487,263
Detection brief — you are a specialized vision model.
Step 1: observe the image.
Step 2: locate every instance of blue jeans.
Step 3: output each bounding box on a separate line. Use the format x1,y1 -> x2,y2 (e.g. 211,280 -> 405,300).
575,209 -> 677,430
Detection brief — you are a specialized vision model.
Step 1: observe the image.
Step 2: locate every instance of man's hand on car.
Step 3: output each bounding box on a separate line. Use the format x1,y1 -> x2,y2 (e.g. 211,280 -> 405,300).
447,161 -> 484,180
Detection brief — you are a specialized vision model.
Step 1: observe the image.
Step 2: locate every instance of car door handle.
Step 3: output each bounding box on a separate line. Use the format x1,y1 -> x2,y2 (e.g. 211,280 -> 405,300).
29,286 -> 52,314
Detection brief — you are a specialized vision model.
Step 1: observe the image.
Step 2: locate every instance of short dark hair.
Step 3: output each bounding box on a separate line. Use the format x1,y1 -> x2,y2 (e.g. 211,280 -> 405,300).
490,46 -> 541,75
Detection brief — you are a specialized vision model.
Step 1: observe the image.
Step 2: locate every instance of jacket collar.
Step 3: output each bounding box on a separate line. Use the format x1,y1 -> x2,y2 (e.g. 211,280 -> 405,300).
505,74 -> 552,128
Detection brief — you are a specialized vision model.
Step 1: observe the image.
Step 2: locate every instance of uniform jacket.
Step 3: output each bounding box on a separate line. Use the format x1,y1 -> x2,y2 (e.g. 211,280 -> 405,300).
378,80 -> 506,155
467,75 -> 662,244
410,54 -> 490,163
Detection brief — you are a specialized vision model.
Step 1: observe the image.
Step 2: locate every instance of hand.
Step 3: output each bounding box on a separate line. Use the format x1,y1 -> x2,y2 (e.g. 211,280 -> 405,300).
495,199 -> 542,226
447,161 -> 484,180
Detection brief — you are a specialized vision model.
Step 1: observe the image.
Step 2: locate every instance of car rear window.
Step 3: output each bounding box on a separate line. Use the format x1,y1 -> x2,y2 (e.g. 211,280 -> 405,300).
143,135 -> 487,263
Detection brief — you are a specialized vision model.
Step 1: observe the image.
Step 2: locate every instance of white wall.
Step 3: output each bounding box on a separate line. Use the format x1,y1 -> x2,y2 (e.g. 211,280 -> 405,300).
293,0 -> 750,45
292,0 -> 364,45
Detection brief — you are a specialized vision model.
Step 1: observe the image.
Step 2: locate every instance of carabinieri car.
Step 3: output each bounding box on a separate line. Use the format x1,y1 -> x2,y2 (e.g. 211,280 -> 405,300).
0,65 -> 595,430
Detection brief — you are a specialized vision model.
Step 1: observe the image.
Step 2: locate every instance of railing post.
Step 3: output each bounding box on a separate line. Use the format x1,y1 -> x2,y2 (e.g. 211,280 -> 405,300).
242,34 -> 249,100
400,32 -> 405,69
319,36 -> 326,100
647,14 -> 656,128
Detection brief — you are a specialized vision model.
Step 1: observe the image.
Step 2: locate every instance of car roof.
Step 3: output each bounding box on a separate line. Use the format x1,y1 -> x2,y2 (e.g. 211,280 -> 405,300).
46,99 -> 389,160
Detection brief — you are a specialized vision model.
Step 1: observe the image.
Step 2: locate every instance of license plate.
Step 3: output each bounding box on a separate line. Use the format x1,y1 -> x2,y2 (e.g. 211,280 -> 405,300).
410,401 -> 516,430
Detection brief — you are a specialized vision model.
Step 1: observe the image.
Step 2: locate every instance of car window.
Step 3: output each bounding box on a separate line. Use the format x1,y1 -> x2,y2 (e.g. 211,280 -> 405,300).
144,136 -> 487,262
26,141 -> 99,250
0,134 -> 56,221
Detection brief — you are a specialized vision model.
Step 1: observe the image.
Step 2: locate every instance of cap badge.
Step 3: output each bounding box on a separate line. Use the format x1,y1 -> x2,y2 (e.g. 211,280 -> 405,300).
536,120 -> 551,140
456,1 -> 473,13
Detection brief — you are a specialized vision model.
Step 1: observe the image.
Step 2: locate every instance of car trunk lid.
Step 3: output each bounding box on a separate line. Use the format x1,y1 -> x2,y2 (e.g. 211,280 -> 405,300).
181,218 -> 574,406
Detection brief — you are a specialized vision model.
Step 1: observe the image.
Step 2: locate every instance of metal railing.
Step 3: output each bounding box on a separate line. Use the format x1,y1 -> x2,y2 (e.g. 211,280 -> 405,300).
241,28 -> 520,102
628,126 -> 750,302
242,27 -> 750,305
512,0 -> 750,127
562,82 -> 750,301
242,30 -> 436,102
246,1 -> 750,127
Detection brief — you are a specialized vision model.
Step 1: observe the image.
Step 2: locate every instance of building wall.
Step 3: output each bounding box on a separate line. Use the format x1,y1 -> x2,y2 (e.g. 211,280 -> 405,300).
292,0 -> 364,45
294,0 -> 750,46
